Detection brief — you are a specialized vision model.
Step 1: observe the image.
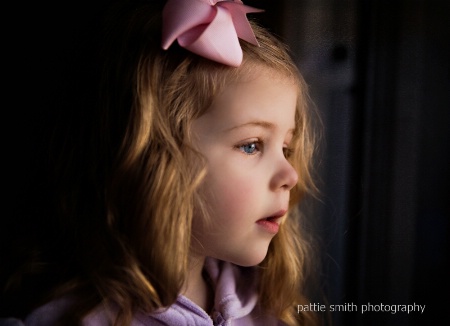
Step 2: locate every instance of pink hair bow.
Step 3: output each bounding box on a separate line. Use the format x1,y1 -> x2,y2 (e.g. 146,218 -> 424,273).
162,0 -> 263,67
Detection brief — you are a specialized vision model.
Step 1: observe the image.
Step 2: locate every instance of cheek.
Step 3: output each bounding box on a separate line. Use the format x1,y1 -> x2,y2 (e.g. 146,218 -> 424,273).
206,170 -> 257,217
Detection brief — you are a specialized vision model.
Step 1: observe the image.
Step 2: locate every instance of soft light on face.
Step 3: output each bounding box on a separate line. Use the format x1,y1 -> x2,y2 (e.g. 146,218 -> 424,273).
191,68 -> 299,267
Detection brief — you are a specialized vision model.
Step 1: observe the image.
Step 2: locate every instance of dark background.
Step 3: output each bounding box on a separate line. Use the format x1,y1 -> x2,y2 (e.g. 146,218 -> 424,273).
3,1 -> 450,325
262,0 -> 450,325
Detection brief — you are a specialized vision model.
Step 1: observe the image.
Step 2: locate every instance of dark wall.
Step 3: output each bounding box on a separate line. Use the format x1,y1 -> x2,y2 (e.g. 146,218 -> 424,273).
281,0 -> 450,325
3,0 -> 112,318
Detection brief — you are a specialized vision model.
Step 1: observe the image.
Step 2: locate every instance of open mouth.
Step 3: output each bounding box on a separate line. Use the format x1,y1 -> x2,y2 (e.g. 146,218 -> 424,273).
261,209 -> 287,222
256,211 -> 286,234
256,218 -> 280,234
263,216 -> 281,222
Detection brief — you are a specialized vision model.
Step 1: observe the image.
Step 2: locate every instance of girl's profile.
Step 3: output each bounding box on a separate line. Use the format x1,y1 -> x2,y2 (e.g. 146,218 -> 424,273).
5,0 -> 321,325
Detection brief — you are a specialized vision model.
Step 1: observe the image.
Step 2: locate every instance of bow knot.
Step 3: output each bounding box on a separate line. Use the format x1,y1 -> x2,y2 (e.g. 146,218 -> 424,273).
162,0 -> 263,67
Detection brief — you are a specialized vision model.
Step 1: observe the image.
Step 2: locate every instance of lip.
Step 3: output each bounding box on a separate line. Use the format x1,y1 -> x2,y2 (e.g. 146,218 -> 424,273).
256,209 -> 287,234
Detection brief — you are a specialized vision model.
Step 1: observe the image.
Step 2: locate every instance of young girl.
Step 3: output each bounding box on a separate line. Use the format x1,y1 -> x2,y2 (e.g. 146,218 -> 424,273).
14,0 -> 320,325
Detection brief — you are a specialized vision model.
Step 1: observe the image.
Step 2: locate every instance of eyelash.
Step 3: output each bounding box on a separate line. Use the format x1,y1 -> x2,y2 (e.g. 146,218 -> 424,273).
236,140 -> 294,158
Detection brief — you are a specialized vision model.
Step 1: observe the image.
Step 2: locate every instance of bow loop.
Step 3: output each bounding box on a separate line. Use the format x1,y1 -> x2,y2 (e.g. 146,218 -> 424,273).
162,0 -> 263,67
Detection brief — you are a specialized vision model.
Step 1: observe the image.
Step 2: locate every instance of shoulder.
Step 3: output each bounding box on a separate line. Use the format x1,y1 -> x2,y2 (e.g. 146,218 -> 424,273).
23,261 -> 283,326
23,295 -> 209,326
24,297 -> 153,326
0,318 -> 25,326
24,297 -> 72,326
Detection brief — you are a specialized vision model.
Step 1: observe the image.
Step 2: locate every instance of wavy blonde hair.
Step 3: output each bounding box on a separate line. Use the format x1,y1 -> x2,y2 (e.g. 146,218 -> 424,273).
25,1 -> 320,325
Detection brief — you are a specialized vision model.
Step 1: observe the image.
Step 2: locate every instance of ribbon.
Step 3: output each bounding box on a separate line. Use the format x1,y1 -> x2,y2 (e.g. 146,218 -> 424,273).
162,0 -> 263,67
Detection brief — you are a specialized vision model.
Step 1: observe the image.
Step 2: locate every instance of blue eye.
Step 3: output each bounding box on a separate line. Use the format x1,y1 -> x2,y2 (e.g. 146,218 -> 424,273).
238,142 -> 260,155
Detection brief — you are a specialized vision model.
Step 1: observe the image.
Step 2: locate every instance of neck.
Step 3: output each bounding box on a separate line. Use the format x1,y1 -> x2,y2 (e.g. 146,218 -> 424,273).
183,254 -> 214,313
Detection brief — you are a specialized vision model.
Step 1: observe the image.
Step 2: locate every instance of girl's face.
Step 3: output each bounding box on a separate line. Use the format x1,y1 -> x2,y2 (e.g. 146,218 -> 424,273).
191,68 -> 299,266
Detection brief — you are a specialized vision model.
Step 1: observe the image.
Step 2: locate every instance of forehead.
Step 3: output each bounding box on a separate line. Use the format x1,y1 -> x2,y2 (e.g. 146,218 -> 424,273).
200,68 -> 298,128
219,65 -> 297,101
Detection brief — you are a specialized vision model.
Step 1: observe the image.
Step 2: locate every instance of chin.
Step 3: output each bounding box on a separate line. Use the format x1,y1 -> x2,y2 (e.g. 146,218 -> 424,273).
228,246 -> 270,267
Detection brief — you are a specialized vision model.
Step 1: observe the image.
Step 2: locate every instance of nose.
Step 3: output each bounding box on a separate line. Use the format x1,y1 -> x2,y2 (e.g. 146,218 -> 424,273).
270,157 -> 299,191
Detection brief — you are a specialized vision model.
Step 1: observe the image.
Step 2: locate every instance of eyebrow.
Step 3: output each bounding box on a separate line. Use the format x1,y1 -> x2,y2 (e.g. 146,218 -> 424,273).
223,120 -> 294,134
224,121 -> 274,132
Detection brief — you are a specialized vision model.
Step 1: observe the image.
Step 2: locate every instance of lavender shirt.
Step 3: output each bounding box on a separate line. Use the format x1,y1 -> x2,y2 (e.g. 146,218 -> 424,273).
24,258 -> 284,325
